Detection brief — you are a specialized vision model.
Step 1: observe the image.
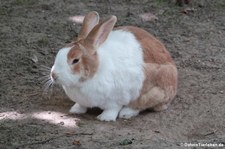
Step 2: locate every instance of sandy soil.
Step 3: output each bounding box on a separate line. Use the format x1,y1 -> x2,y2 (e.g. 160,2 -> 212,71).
1,0 -> 225,148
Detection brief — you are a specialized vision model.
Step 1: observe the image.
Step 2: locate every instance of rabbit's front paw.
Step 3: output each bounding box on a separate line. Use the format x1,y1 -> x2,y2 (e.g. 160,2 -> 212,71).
97,108 -> 121,121
69,103 -> 87,114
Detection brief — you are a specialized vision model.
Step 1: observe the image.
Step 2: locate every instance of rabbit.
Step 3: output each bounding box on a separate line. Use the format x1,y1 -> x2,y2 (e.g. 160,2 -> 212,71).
50,11 -> 177,121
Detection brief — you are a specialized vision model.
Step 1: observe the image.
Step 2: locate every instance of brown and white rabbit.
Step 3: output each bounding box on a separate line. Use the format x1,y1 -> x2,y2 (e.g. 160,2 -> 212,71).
50,11 -> 177,121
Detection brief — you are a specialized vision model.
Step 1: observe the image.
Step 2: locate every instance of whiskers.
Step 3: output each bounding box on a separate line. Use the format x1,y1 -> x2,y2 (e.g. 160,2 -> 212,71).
39,65 -> 54,94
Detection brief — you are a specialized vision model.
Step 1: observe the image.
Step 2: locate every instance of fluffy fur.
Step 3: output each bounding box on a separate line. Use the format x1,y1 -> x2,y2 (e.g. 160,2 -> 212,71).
50,11 -> 177,121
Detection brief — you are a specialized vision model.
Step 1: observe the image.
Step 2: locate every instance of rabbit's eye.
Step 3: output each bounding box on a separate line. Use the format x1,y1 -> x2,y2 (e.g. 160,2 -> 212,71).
72,58 -> 79,64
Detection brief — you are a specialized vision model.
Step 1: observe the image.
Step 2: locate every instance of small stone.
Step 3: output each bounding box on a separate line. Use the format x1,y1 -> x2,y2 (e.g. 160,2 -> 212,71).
31,54 -> 38,63
119,139 -> 133,145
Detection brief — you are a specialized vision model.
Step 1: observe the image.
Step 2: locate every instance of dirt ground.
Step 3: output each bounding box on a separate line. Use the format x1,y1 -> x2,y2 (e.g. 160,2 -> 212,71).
1,0 -> 225,148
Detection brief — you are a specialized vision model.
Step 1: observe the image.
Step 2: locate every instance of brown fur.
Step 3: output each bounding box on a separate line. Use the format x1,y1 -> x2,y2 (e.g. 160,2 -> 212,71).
66,12 -> 100,81
66,12 -> 116,82
77,11 -> 99,40
85,16 -> 117,49
117,26 -> 174,64
67,40 -> 99,81
118,26 -> 178,111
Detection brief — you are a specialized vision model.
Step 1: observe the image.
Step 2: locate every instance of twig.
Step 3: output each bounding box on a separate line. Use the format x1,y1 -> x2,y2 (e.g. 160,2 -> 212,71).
15,135 -> 63,148
15,132 -> 93,148
65,132 -> 93,136
204,129 -> 217,136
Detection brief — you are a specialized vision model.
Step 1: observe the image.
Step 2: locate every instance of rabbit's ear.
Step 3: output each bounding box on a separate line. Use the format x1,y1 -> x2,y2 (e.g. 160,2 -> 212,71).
78,11 -> 99,39
85,16 -> 117,49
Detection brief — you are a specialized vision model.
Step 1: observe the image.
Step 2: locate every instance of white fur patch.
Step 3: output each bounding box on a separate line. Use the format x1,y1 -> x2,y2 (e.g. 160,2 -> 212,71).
69,103 -> 87,114
61,30 -> 145,112
51,46 -> 81,87
119,107 -> 140,119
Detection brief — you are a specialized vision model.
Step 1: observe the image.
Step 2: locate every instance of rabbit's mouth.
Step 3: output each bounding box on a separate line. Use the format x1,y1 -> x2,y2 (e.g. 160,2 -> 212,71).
49,71 -> 62,85
50,71 -> 58,82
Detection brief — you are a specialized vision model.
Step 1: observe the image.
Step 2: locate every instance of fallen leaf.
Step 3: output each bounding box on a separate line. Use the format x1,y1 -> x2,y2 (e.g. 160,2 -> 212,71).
73,140 -> 81,146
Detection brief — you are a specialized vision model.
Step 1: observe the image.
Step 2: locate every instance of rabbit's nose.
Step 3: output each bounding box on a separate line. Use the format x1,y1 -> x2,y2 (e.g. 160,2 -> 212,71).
50,72 -> 58,81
